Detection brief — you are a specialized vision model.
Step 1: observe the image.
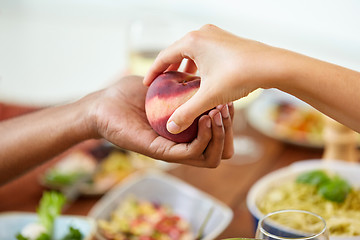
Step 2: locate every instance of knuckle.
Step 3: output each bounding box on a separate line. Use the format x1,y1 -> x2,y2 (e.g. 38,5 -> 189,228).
184,30 -> 203,46
157,49 -> 167,60
175,111 -> 194,127
223,117 -> 232,128
206,160 -> 220,168
183,151 -> 194,160
184,145 -> 197,159
216,129 -> 226,141
200,24 -> 217,31
222,150 -> 234,159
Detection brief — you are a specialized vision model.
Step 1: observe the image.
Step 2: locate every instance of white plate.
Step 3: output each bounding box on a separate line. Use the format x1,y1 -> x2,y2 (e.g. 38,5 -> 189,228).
0,212 -> 95,240
246,89 -> 324,148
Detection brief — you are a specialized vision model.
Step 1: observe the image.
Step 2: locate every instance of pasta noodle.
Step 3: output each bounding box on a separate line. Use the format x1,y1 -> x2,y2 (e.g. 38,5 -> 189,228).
258,182 -> 360,236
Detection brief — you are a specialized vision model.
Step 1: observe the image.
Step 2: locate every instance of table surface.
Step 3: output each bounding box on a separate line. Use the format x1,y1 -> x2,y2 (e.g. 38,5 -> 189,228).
0,103 -> 324,239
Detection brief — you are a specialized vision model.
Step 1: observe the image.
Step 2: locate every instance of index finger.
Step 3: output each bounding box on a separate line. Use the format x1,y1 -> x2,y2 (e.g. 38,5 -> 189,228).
143,34 -> 194,86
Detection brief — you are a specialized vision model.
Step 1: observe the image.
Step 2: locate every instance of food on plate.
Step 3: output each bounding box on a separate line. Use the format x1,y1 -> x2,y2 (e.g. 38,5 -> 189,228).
98,195 -> 194,240
269,101 -> 324,145
41,143 -> 161,195
81,150 -> 158,194
258,170 -> 360,236
95,151 -> 134,185
87,151 -> 141,193
145,71 -> 203,143
42,151 -> 96,187
16,191 -> 83,240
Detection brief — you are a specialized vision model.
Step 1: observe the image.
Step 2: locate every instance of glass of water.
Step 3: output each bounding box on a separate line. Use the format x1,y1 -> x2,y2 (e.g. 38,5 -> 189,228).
255,210 -> 329,240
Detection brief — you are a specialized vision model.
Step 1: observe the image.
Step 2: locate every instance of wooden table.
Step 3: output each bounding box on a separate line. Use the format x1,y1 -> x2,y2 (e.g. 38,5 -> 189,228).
0,104 -> 323,239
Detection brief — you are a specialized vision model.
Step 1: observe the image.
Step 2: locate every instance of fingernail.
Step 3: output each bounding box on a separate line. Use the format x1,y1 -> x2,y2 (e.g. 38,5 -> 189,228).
206,118 -> 211,128
214,112 -> 223,127
216,104 -> 224,110
228,102 -> 233,107
167,121 -> 181,133
221,105 -> 229,118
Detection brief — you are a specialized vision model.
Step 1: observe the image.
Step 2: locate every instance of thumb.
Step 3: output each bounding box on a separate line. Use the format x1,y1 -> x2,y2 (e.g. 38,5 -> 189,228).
167,89 -> 214,134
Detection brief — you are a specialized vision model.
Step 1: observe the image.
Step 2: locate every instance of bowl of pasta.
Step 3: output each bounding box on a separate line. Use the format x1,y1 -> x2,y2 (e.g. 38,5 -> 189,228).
247,159 -> 360,239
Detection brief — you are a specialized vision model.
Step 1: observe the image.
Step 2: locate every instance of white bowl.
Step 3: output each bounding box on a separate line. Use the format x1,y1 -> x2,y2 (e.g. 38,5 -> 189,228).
0,212 -> 95,240
88,170 -> 233,240
246,159 -> 360,240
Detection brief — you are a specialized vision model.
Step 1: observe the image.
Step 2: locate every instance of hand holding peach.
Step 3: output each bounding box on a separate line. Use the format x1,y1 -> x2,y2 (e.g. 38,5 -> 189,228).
94,75 -> 234,167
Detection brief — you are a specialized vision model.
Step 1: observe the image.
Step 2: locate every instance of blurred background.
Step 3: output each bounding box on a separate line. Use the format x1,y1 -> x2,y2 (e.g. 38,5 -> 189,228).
1,0 -> 359,107
1,1 -> 360,239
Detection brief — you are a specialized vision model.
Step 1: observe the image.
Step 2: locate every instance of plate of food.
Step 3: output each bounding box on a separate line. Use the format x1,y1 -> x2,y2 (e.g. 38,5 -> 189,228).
0,191 -> 95,240
40,141 -> 176,196
247,159 -> 360,239
246,89 -> 325,147
88,171 -> 233,240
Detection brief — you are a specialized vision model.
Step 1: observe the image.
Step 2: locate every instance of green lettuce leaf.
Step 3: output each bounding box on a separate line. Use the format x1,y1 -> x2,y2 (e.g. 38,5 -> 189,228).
37,191 -> 66,234
61,226 -> 83,240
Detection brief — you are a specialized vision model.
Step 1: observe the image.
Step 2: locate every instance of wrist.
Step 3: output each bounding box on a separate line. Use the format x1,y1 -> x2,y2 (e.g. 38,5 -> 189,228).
259,47 -> 297,90
263,48 -> 319,94
66,93 -> 102,141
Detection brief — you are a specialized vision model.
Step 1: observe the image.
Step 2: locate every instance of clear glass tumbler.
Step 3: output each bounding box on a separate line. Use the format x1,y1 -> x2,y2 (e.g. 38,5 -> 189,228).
255,210 -> 329,240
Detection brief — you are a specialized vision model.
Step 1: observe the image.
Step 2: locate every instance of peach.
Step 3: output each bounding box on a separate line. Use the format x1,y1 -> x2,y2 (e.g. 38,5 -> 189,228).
145,71 -> 202,143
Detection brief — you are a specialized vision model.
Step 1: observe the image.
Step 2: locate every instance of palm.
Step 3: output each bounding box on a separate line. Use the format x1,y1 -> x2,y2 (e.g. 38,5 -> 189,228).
95,76 -> 180,160
94,75 -> 234,167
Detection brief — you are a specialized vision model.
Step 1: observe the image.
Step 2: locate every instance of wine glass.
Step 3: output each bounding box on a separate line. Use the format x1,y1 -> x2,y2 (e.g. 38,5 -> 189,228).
126,15 -> 188,76
255,210 -> 329,240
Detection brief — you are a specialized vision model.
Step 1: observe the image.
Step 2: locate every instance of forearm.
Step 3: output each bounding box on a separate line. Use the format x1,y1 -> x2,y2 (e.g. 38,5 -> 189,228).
270,49 -> 360,132
0,101 -> 95,184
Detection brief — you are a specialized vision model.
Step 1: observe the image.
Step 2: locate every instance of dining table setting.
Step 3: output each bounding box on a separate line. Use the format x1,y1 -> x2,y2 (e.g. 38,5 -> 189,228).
1,1 -> 360,240
2,95 -> 354,240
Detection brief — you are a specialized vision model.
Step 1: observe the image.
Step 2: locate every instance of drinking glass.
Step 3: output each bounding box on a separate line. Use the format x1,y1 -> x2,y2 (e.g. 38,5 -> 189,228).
127,15 -> 188,76
255,210 -> 329,240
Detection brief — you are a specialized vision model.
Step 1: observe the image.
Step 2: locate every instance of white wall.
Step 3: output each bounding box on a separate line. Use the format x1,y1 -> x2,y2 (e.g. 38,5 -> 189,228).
0,0 -> 359,106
